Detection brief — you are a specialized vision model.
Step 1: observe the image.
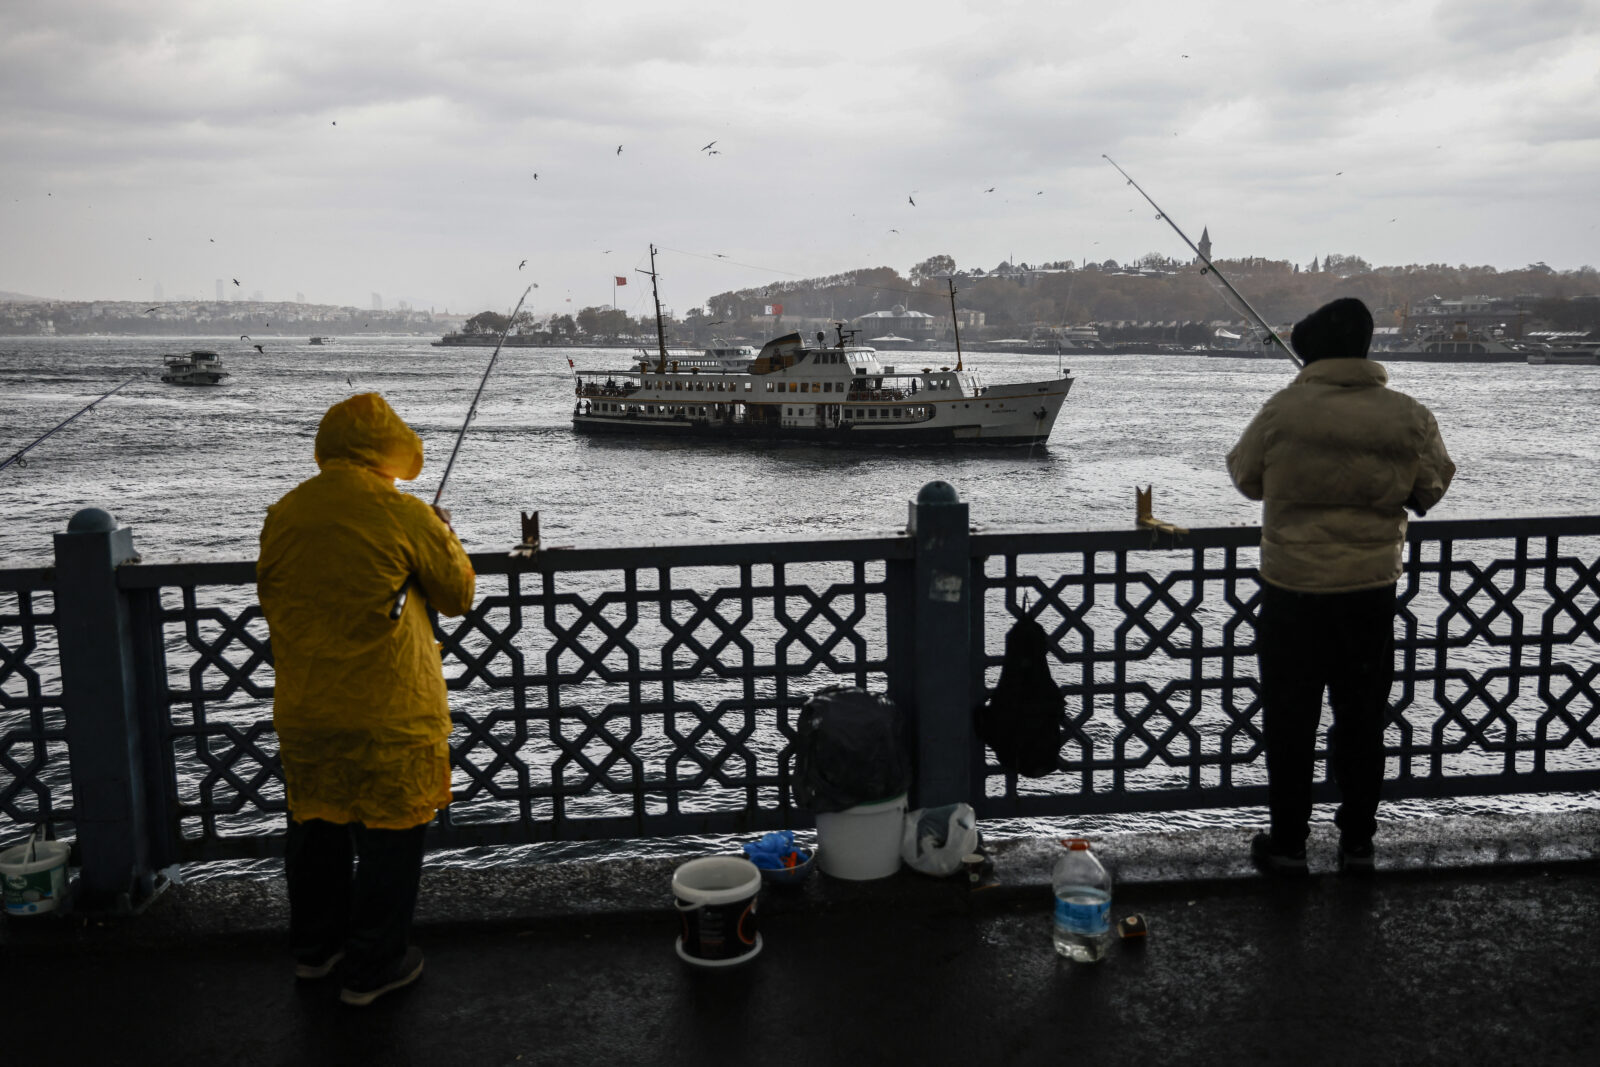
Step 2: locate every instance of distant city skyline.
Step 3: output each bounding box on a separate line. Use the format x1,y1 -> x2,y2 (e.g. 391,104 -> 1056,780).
3,1 -> 1597,316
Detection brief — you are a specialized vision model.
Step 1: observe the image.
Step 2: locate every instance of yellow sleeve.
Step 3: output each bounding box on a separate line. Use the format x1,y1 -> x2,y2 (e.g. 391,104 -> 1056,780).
403,498 -> 476,618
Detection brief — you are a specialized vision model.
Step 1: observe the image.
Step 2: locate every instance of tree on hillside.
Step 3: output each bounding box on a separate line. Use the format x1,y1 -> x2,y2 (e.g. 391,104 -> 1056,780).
576,305 -> 632,338
910,254 -> 956,284
463,310 -> 509,335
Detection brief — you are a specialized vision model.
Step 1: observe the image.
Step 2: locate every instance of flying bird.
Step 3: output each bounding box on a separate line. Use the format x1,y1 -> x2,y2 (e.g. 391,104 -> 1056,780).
984,187 -> 995,193
713,253 -> 727,258
888,228 -> 899,234
908,195 -> 916,206
232,278 -> 240,286
143,306 -> 162,314
616,145 -> 623,155
1036,190 -> 1044,195
252,344 -> 265,353
1336,171 -> 1343,176
331,121 -> 336,126
209,238 -> 214,242
240,334 -> 250,340
701,140 -> 717,151
518,259 -> 527,269
532,173 -> 538,180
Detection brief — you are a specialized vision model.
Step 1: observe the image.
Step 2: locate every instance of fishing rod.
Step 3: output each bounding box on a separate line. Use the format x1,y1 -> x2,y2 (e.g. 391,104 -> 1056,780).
1,375 -> 140,474
1102,155 -> 1301,368
390,284 -> 533,620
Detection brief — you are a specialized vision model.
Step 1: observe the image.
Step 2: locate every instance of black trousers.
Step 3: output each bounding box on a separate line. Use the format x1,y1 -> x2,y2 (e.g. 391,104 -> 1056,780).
1256,581 -> 1396,848
284,817 -> 427,982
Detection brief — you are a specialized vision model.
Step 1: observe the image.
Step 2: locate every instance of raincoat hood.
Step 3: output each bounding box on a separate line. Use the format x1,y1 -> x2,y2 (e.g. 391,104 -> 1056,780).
314,392 -> 424,481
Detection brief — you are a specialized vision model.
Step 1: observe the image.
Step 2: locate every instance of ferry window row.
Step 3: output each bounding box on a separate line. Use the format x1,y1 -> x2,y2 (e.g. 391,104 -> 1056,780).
767,381 -> 866,393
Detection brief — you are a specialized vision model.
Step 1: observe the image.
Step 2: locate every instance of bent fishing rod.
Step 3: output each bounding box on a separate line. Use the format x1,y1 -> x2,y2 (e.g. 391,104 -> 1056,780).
390,284 -> 533,619
1102,155 -> 1301,369
1,375 -> 140,474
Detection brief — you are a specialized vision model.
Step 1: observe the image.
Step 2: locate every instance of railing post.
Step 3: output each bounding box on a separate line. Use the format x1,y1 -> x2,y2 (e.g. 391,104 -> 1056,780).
903,480 -> 976,808
53,507 -> 159,911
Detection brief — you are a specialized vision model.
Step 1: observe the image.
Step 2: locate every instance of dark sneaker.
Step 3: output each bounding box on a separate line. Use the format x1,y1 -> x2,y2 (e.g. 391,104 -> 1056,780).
293,948 -> 345,980
1337,837 -> 1376,876
339,946 -> 425,1007
1250,832 -> 1308,877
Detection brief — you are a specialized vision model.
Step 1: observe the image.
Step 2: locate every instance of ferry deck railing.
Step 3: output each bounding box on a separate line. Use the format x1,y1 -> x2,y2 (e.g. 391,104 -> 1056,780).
1,484 -> 1597,910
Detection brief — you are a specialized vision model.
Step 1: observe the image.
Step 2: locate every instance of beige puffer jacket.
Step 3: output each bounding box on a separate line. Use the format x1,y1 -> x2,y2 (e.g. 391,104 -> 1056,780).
1226,358 -> 1455,593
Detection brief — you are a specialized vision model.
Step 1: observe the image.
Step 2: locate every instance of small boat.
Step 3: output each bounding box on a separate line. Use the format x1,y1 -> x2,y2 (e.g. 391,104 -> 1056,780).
1526,348 -> 1599,366
309,336 -> 333,345
159,351 -> 229,386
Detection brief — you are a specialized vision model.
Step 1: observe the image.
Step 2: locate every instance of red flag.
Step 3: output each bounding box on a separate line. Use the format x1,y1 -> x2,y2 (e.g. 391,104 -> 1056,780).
567,358 -> 574,368
764,303 -> 784,315
615,276 -> 627,286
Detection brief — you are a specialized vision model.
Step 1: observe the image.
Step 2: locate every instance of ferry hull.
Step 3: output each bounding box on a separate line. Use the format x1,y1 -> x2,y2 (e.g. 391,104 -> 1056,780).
574,378 -> 1071,446
572,415 -> 1056,446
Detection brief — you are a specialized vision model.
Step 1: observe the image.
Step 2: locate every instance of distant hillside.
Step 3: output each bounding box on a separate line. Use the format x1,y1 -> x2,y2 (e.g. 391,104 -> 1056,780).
0,290 -> 42,302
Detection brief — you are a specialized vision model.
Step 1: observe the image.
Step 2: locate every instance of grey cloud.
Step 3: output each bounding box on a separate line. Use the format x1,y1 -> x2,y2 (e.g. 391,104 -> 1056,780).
1433,0 -> 1597,53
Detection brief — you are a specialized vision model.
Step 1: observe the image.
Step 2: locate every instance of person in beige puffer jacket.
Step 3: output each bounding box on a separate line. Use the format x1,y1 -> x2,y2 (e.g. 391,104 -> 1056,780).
1227,297 -> 1454,877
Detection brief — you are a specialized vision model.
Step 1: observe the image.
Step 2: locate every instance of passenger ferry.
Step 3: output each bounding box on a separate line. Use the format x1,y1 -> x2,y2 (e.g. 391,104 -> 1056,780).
159,350 -> 230,386
572,326 -> 1072,445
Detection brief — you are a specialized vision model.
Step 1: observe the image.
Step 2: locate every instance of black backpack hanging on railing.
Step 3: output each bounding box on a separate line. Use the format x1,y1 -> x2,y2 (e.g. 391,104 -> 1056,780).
976,615 -> 1064,778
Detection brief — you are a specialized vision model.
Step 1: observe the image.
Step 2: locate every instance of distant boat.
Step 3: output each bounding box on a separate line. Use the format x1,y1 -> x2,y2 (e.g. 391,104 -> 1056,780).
1526,348 -> 1599,366
309,336 -> 332,345
160,351 -> 229,386
1373,323 -> 1524,363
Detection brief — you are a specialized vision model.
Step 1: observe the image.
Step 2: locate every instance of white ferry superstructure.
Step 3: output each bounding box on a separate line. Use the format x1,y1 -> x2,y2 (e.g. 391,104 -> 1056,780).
572,327 -> 1073,445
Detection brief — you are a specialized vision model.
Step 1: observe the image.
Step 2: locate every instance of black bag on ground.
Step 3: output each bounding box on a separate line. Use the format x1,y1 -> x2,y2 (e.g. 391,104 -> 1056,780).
976,616 -> 1064,778
794,685 -> 911,813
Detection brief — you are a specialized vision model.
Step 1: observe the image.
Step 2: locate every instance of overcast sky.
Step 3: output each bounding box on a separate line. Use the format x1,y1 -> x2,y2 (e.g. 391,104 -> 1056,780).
3,0 -> 1597,317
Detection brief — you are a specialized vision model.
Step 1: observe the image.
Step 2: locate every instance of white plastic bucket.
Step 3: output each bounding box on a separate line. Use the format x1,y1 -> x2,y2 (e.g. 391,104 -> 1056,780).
673,856 -> 762,967
1,839 -> 71,916
815,794 -> 908,880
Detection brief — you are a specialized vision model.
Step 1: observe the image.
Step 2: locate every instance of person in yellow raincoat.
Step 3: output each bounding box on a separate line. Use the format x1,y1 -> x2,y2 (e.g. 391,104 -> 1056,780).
259,392 -> 475,1006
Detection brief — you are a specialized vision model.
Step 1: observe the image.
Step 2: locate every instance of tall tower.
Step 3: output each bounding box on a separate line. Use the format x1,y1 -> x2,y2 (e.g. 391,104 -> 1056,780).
1197,227 -> 1212,264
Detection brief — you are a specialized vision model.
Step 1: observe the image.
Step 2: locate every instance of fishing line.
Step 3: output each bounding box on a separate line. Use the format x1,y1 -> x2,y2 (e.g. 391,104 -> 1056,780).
1102,155 -> 1301,368
390,284 -> 533,620
1,375 -> 140,474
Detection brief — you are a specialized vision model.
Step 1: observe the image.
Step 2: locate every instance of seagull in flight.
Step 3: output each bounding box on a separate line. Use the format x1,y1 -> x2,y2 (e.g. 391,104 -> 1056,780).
984,187 -> 995,193
888,228 -> 899,234
232,278 -> 240,286
143,306 -> 163,314
701,140 -> 717,151
252,344 -> 265,353
240,334 -> 251,340
908,195 -> 916,206
532,173 -> 538,180
518,259 -> 527,269
616,144 -> 623,155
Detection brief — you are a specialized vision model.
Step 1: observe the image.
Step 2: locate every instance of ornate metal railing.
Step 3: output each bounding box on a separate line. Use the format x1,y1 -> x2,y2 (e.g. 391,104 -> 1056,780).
2,491 -> 1597,910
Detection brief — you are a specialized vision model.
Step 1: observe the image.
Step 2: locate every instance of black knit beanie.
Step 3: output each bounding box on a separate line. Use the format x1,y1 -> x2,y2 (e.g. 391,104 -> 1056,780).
1290,297 -> 1374,363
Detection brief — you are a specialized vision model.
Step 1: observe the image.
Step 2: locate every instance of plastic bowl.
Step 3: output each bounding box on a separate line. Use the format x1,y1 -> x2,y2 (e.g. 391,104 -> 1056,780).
755,849 -> 815,887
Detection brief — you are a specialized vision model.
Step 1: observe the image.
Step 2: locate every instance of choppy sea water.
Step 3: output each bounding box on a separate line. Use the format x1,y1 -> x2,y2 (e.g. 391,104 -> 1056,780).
3,336 -> 1598,873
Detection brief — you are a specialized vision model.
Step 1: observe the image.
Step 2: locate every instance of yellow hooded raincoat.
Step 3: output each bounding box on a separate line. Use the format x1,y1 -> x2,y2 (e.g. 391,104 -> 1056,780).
259,393 -> 475,830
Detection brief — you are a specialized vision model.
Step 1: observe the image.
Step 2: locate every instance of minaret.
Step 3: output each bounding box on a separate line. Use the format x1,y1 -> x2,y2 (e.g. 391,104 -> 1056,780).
1197,227 -> 1212,264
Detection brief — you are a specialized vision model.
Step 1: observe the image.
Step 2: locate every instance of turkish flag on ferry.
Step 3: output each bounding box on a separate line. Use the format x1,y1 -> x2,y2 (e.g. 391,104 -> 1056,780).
615,276 -> 627,286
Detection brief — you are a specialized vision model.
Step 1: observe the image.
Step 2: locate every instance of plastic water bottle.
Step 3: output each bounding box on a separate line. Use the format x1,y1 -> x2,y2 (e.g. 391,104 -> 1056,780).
1052,837 -> 1111,962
